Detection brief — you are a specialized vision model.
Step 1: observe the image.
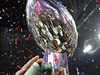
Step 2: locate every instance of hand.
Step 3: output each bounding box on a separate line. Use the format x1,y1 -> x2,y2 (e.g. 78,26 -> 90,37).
15,56 -> 40,75
15,55 -> 65,75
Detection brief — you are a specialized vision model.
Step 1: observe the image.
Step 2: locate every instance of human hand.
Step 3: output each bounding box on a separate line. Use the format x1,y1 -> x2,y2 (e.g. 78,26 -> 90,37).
15,55 -> 43,75
15,55 -> 64,75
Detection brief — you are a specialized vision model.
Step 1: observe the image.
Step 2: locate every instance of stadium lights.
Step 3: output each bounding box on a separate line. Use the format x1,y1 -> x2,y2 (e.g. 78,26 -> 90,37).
83,45 -> 92,53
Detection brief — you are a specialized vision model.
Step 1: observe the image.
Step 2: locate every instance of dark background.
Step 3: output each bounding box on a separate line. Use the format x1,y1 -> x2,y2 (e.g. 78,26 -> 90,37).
0,0 -> 100,75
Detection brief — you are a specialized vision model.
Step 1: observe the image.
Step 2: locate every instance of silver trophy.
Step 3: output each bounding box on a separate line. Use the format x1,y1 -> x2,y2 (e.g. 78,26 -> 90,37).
25,0 -> 78,75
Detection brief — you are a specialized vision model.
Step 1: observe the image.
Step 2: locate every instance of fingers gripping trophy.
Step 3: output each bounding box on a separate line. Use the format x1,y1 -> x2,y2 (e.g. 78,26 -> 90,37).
25,0 -> 78,75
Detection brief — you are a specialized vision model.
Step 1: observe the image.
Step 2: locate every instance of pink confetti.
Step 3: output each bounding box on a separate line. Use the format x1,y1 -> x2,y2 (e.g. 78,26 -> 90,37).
15,39 -> 18,45
17,65 -> 21,69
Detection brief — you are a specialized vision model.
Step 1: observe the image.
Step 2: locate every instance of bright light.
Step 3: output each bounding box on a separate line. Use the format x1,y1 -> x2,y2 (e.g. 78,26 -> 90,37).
83,45 -> 92,53
98,34 -> 100,40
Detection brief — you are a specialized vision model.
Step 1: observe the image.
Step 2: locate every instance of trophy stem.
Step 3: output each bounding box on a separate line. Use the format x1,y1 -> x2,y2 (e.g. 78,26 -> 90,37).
43,49 -> 69,75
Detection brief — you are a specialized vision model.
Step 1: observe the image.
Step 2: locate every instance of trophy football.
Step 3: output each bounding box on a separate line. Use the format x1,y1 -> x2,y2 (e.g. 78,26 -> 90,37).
25,0 -> 78,75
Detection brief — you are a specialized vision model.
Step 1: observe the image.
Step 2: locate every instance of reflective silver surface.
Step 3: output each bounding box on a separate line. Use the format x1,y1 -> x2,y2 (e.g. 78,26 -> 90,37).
26,0 -> 78,57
